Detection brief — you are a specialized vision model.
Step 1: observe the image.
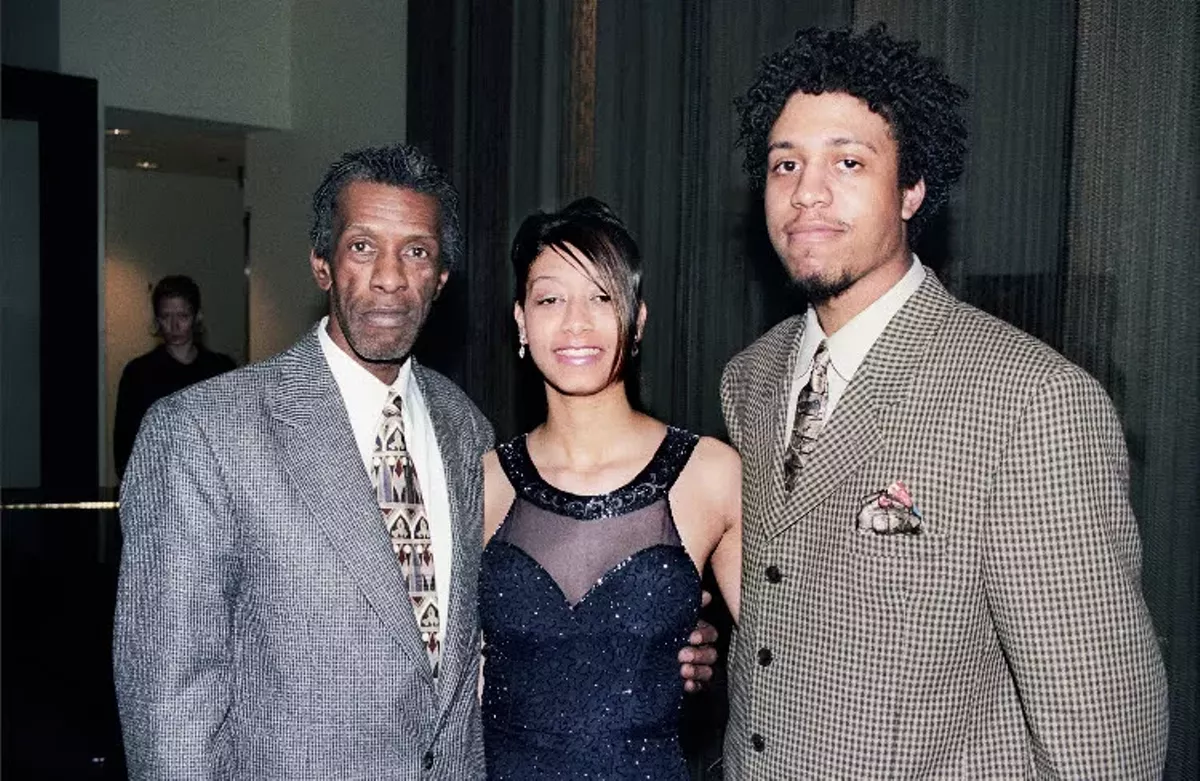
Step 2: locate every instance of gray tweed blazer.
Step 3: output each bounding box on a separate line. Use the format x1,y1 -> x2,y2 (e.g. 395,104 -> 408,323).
114,326 -> 493,780
720,275 -> 1168,779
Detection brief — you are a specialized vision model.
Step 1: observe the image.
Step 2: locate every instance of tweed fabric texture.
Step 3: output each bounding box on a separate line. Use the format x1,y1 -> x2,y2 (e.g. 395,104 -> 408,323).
720,275 -> 1168,779
114,326 -> 493,780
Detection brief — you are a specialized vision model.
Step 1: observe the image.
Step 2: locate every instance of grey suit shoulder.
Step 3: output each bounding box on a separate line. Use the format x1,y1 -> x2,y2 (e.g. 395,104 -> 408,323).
146,332 -> 493,452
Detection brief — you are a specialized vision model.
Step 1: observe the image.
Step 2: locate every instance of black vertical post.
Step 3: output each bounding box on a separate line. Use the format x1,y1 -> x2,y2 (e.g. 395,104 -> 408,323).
2,66 -> 100,497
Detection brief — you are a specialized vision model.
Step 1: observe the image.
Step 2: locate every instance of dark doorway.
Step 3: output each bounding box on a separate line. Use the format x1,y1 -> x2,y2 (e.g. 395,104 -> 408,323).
2,65 -> 100,494
2,65 -> 125,779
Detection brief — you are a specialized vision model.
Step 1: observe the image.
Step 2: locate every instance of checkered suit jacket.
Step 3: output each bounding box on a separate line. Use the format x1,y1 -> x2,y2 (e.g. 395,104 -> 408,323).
114,326 -> 492,780
720,275 -> 1168,779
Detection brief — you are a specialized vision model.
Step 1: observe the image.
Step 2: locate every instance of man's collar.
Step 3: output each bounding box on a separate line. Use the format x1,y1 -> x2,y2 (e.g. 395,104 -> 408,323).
316,315 -> 413,398
801,256 -> 927,382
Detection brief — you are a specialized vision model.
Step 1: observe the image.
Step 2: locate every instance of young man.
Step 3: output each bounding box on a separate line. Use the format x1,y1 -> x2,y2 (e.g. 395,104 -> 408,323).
721,25 -> 1168,778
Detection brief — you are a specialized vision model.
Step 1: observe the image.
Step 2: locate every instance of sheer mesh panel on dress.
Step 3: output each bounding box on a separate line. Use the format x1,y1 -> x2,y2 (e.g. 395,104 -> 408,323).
492,498 -> 682,606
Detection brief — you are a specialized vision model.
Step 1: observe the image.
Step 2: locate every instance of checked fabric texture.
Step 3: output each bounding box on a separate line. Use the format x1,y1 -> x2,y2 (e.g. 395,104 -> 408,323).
372,390 -> 441,677
783,340 -> 830,491
718,275 -> 1167,778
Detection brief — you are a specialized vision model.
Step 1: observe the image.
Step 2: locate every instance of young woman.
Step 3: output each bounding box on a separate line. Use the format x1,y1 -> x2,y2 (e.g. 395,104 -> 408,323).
478,198 -> 742,779
112,275 -> 235,480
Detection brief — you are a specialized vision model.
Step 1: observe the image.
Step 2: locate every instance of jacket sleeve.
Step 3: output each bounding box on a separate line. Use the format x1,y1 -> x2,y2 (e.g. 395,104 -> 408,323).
113,396 -> 238,780
720,358 -> 743,450
983,365 -> 1169,778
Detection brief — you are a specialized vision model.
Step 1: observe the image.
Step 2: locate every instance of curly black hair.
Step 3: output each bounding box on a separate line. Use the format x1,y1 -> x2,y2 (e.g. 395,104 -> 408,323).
736,24 -> 968,239
309,144 -> 463,271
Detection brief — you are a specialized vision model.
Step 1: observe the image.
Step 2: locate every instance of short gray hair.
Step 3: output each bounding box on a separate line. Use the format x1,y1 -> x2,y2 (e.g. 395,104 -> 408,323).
309,144 -> 463,270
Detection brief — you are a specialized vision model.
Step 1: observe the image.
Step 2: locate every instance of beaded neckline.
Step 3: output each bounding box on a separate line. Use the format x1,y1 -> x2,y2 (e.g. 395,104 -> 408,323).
497,426 -> 698,521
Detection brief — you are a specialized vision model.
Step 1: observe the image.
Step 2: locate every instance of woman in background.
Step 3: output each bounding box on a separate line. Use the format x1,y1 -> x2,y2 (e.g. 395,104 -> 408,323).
113,275 -> 235,480
478,198 -> 742,779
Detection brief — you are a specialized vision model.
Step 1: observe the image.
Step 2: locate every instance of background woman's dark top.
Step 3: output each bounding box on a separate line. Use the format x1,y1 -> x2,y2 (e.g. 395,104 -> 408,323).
113,345 -> 235,479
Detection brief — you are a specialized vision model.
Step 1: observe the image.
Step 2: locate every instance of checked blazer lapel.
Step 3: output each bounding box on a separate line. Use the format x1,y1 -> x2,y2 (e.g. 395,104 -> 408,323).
863,273 -> 958,426
766,273 -> 955,539
412,362 -> 483,717
270,330 -> 429,674
764,321 -> 884,539
739,316 -> 805,509
737,315 -> 848,540
777,365 -> 884,538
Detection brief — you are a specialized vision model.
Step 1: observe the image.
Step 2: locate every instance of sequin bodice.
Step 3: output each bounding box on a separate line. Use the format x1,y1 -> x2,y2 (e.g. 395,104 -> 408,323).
479,427 -> 702,780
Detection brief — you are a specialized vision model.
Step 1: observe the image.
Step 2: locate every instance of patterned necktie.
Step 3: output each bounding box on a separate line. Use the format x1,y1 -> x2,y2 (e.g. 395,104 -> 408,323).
783,340 -> 831,491
372,390 -> 441,678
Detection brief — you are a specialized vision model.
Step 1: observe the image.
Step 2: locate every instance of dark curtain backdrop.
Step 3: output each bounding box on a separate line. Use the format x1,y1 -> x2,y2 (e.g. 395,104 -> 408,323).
855,0 -> 1077,346
1061,1 -> 1199,775
409,2 -> 1199,778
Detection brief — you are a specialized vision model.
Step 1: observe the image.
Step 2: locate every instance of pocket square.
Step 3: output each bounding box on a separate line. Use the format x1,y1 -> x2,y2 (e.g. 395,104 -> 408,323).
857,480 -> 924,535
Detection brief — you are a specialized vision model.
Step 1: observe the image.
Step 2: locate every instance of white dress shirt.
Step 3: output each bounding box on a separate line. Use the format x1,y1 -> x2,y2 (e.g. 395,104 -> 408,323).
317,317 -> 454,629
786,257 -> 927,429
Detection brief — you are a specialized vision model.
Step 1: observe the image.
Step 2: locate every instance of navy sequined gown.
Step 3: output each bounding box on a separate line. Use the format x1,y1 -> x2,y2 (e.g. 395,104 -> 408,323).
479,427 -> 703,780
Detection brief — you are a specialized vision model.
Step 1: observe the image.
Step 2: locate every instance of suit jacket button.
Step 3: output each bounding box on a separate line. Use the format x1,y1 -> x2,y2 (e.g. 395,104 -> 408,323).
765,565 -> 782,583
757,647 -> 773,666
751,733 -> 766,752
422,750 -> 434,770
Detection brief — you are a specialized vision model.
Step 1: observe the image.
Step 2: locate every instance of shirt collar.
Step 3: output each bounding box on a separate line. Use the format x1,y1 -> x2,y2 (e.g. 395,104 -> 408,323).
316,315 -> 413,413
798,256 -> 927,383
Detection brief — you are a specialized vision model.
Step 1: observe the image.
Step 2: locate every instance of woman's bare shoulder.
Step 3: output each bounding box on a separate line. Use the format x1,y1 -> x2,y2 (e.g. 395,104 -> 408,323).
673,436 -> 741,513
483,448 -> 516,541
688,435 -> 741,477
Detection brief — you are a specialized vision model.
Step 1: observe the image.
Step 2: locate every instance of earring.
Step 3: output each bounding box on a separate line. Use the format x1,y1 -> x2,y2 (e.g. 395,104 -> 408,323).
518,337 -> 526,359
631,342 -> 640,358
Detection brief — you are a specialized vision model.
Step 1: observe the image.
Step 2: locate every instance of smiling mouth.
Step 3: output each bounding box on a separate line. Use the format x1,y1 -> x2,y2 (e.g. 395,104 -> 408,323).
554,347 -> 602,364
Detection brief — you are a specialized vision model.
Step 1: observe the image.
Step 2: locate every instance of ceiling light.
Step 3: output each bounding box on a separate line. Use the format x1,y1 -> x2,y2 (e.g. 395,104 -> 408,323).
106,128 -> 132,136
135,160 -> 159,171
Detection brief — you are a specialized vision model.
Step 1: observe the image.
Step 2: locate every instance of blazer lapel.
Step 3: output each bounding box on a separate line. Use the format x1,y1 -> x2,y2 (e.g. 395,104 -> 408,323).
270,329 -> 428,672
413,362 -> 482,715
862,273 -> 957,414
777,365 -> 884,536
766,273 -> 955,539
741,316 -> 807,491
